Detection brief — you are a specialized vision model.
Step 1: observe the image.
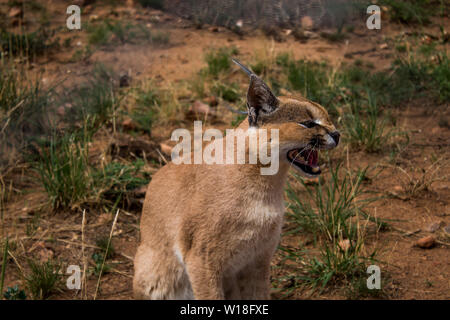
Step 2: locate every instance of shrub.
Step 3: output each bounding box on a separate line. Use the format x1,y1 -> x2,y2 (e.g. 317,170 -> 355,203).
0,29 -> 57,58
0,66 -> 52,168
25,259 -> 62,300
278,164 -> 380,293
35,133 -> 90,211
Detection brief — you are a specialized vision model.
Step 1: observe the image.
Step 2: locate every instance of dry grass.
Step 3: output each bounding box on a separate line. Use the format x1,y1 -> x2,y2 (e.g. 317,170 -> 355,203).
388,158 -> 449,199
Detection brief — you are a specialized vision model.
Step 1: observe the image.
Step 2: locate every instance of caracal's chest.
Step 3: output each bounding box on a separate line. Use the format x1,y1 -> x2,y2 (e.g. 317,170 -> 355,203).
224,199 -> 285,273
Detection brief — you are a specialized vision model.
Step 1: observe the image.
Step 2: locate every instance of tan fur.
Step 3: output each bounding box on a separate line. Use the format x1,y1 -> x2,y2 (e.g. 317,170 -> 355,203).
133,93 -> 339,300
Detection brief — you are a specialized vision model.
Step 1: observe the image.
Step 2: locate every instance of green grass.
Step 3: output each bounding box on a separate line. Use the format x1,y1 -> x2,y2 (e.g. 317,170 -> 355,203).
273,50 -> 447,154
87,20 -> 170,46
0,66 -> 53,168
286,164 -> 370,241
130,86 -> 160,134
387,52 -> 450,104
343,90 -> 399,153
204,47 -> 238,77
36,130 -> 150,211
24,259 -> 62,300
0,238 -> 8,296
301,241 -> 376,293
63,64 -> 119,132
284,60 -> 329,100
212,82 -> 240,102
87,23 -> 111,46
346,273 -> 389,299
91,235 -> 116,276
35,133 -> 90,211
96,236 -> 116,259
379,0 -> 433,25
231,112 -> 247,128
277,164 -> 380,294
431,53 -> 450,103
0,28 -> 58,58
279,58 -> 346,116
320,28 -> 348,43
92,160 -> 150,208
147,30 -> 170,45
3,284 -> 27,300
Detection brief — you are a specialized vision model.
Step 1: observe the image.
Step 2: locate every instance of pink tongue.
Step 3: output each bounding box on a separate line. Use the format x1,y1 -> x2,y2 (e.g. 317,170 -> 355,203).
308,151 -> 317,166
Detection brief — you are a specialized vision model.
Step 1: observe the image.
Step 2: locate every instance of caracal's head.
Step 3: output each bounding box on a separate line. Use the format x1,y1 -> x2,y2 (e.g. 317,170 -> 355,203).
233,59 -> 340,178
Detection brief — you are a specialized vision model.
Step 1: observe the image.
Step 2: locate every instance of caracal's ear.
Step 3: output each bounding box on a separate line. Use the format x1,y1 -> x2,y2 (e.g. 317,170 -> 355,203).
232,58 -> 279,127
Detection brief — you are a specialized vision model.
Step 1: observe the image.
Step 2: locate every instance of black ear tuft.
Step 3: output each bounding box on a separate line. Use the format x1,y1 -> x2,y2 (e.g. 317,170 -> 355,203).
247,75 -> 279,126
232,59 -> 279,126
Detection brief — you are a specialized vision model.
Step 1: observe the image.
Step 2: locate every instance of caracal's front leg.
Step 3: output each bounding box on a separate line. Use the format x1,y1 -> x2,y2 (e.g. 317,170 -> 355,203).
224,274 -> 241,299
185,255 -> 225,300
238,256 -> 272,300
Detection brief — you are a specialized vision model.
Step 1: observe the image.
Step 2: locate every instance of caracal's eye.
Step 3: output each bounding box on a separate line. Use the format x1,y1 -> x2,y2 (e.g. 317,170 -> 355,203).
299,120 -> 318,129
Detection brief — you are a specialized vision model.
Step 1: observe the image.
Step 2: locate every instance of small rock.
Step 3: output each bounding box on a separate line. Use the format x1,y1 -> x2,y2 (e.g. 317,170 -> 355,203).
203,96 -> 218,107
303,31 -> 318,39
405,229 -> 421,237
338,239 -> 351,251
431,127 -> 440,134
301,16 -> 314,30
119,73 -> 131,87
235,20 -> 243,28
133,185 -> 147,198
150,15 -> 160,23
425,221 -> 443,233
189,100 -> 214,116
421,35 -> 432,44
121,117 -> 136,131
8,7 -> 23,18
379,43 -> 388,50
393,185 -> 403,192
444,225 -> 450,235
97,213 -> 111,225
160,143 -> 173,155
89,14 -> 99,22
57,106 -> 66,117
416,236 -> 435,249
38,247 -> 54,262
33,241 -> 54,262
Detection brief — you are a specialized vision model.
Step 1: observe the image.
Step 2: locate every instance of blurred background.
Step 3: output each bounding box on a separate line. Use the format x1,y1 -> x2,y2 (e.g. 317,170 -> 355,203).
0,0 -> 449,300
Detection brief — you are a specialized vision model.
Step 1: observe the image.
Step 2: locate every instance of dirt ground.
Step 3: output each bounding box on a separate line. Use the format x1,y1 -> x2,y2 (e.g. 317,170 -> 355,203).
0,0 -> 449,300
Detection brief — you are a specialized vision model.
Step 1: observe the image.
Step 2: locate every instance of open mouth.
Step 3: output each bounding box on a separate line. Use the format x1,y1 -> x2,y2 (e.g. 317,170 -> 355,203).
287,148 -> 321,176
